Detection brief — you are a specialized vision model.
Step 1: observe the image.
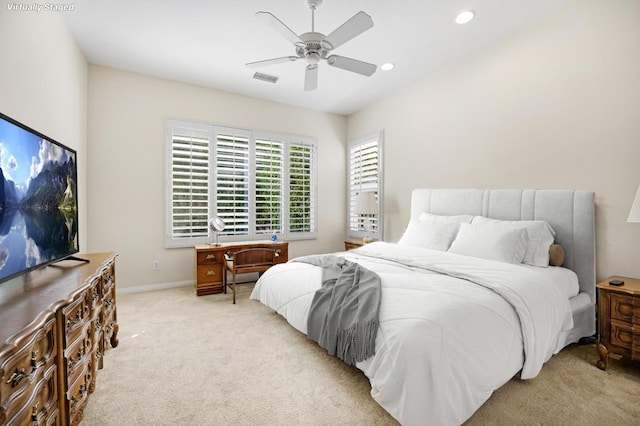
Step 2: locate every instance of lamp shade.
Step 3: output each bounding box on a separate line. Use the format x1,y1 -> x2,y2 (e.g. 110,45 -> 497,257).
356,192 -> 377,215
628,185 -> 640,223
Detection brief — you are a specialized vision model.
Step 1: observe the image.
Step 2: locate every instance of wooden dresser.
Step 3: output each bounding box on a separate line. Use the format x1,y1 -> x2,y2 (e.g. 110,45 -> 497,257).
0,252 -> 118,425
194,242 -> 288,296
596,276 -> 640,370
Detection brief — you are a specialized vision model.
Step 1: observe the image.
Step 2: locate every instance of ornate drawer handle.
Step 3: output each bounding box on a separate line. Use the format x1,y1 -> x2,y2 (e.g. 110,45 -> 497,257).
6,367 -> 31,387
67,310 -> 83,328
205,254 -> 217,260
105,299 -> 113,308
32,402 -> 39,421
206,270 -> 216,277
71,384 -> 87,405
31,350 -> 39,368
69,348 -> 85,368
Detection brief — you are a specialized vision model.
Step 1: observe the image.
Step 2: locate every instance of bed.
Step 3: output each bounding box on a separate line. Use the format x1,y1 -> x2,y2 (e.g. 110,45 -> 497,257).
250,189 -> 596,425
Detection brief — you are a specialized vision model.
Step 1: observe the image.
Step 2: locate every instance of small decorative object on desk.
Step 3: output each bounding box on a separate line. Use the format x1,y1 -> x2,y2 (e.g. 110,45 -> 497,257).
271,231 -> 278,242
208,216 -> 225,246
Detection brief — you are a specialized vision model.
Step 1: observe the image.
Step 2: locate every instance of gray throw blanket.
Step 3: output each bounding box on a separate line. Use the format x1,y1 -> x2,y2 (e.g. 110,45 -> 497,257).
292,255 -> 381,365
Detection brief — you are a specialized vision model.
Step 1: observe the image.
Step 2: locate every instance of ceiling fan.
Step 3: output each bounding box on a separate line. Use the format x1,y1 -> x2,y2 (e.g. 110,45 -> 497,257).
246,0 -> 377,91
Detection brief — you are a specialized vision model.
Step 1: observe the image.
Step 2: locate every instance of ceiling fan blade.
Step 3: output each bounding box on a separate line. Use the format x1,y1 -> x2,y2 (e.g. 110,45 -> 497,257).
323,11 -> 374,50
327,55 -> 376,76
304,64 -> 318,91
246,56 -> 299,68
256,11 -> 302,45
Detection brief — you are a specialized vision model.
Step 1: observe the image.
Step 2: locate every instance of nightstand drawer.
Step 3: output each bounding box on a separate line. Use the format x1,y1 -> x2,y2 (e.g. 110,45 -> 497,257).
610,319 -> 640,357
611,293 -> 640,325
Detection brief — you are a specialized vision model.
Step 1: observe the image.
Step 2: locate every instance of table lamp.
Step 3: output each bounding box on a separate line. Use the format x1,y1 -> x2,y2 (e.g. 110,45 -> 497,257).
628,184 -> 640,223
356,191 -> 378,243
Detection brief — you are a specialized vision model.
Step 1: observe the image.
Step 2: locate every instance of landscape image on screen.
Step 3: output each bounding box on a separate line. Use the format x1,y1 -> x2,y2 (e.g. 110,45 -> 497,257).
0,116 -> 78,283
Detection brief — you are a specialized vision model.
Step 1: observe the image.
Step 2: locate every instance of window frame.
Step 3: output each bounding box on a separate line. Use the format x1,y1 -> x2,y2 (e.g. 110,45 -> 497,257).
165,118 -> 317,248
347,131 -> 384,241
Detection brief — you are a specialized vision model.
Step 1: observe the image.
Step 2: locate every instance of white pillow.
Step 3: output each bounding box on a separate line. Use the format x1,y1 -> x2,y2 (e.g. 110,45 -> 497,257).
471,216 -> 556,267
448,223 -> 528,264
418,212 -> 474,224
398,220 -> 460,251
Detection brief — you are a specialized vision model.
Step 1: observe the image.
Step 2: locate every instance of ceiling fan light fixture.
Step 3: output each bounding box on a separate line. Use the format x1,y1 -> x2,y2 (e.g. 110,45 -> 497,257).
380,62 -> 395,71
455,10 -> 475,24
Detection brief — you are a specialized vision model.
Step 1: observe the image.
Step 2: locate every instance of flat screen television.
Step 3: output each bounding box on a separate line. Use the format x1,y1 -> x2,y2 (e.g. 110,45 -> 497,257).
0,111 -> 80,284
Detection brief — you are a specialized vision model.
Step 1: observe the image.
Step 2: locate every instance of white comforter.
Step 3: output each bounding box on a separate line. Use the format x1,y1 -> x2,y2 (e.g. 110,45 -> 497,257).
250,242 -> 575,425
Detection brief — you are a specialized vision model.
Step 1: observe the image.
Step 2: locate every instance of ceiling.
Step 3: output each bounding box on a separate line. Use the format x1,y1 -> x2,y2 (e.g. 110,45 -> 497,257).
63,0 -> 570,116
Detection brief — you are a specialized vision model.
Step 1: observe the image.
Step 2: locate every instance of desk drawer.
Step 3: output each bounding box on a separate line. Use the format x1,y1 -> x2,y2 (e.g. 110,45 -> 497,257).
197,251 -> 223,265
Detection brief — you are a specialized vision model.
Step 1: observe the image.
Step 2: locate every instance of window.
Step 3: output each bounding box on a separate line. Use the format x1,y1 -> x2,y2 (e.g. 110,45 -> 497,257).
166,119 -> 317,247
347,132 -> 383,240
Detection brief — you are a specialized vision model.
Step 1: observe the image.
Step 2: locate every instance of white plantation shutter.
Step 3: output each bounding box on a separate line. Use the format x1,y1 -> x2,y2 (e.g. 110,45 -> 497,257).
288,141 -> 316,235
215,129 -> 250,237
255,135 -> 284,236
168,123 -> 211,245
348,132 -> 383,240
166,119 -> 317,247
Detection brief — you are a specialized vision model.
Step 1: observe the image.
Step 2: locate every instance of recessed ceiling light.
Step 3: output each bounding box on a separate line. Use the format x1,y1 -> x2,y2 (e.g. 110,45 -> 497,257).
380,62 -> 395,71
455,10 -> 475,24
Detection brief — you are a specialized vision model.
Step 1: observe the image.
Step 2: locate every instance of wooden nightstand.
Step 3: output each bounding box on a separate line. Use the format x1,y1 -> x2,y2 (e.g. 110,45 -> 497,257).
344,239 -> 364,250
596,276 -> 640,370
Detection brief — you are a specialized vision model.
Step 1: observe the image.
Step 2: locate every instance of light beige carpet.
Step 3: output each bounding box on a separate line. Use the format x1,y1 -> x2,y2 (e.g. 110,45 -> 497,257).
82,284 -> 640,425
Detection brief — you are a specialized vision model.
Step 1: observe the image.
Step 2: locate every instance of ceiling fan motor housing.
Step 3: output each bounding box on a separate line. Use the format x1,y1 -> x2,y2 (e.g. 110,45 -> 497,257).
296,32 -> 330,63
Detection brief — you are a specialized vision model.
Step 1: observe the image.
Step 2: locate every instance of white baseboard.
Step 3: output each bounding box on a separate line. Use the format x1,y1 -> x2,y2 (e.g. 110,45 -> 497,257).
116,273 -> 258,295
117,280 -> 193,295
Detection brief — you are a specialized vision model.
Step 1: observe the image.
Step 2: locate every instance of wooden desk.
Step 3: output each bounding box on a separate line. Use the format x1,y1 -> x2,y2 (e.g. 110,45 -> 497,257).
194,241 -> 288,296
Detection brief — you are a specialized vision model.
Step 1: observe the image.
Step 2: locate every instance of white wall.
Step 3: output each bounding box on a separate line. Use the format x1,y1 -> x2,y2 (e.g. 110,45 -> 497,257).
348,0 -> 640,280
87,66 -> 347,289
0,8 -> 88,251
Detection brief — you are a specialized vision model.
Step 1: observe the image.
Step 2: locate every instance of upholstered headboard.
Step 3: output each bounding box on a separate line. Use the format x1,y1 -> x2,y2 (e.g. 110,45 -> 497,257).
410,189 -> 596,303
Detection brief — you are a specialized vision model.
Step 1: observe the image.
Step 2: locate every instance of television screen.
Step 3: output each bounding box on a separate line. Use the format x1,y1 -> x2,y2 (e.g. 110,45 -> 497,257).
0,112 -> 79,284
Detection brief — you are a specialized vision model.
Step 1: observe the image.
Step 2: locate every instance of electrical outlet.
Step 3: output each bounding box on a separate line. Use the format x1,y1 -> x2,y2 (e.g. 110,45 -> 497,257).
153,261 -> 160,271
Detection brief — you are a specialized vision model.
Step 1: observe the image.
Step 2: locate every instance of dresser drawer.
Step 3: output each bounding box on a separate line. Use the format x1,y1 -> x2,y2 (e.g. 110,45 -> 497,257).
611,293 -> 640,325
64,325 -> 92,385
103,311 -> 118,352
61,293 -> 89,344
88,277 -> 102,312
3,363 -> 58,426
66,367 -> 91,426
1,318 -> 56,407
